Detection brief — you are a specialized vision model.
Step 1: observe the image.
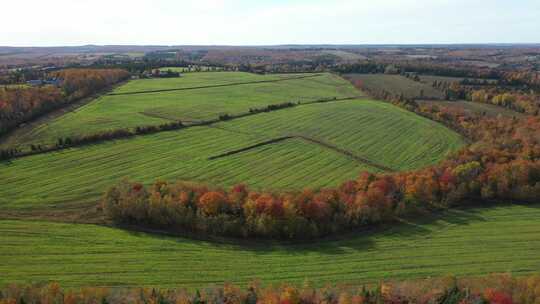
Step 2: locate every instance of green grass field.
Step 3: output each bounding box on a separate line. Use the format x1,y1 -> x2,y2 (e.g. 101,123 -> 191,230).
0,99 -> 464,210
344,74 -> 445,99
0,70 -> 534,291
3,72 -> 360,148
1,204 -> 539,288
217,100 -> 464,171
116,72 -> 291,93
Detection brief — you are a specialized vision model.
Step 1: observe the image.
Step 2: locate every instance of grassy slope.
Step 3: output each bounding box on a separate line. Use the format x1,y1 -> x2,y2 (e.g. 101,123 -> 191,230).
344,74 -> 445,99
6,73 -> 358,148
0,125 -> 370,210
1,204 -> 539,288
115,72 -> 289,93
217,101 -> 464,171
0,100 -> 464,210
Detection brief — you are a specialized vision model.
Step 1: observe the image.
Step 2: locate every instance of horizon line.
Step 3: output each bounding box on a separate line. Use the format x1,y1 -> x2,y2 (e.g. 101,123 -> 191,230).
2,42 -> 540,48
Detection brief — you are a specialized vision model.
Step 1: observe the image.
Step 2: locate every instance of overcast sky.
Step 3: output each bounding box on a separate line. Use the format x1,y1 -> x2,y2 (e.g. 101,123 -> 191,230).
2,0 -> 539,46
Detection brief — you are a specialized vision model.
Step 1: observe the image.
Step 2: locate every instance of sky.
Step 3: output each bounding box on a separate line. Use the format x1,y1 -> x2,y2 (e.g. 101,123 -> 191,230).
1,0 -> 539,46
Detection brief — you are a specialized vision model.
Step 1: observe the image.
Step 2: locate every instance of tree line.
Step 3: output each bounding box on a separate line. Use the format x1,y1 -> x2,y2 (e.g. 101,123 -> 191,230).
2,274 -> 539,304
470,90 -> 539,115
0,68 -> 130,137
430,80 -> 540,115
0,86 -> 64,135
0,121 -> 186,160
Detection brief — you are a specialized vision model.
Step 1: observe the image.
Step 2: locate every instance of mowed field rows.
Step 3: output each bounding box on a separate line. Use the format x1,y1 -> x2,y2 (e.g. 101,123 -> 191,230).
215,101 -> 464,171
0,99 -> 464,210
1,204 -> 539,288
3,72 -> 360,148
115,72 -> 288,93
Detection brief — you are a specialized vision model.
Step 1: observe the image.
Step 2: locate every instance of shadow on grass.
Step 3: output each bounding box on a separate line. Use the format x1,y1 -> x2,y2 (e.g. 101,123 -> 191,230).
119,201 -> 539,256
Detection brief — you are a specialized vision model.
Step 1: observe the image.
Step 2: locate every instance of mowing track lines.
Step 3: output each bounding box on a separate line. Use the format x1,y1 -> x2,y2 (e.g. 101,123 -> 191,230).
138,95 -> 366,124
296,135 -> 396,172
208,135 -> 395,172
108,74 -> 324,96
138,111 -> 181,122
1,97 -> 366,162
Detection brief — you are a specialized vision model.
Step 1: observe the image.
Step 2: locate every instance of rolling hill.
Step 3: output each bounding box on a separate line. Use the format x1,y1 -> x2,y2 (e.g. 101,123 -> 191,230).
1,204 -> 538,288
1,72 -> 360,148
0,99 -> 464,210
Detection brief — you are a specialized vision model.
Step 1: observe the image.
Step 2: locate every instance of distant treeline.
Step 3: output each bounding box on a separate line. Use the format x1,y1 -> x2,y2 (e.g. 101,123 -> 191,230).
334,61 -> 540,90
422,76 -> 540,115
0,69 -> 130,137
88,60 -> 232,75
334,62 -> 498,78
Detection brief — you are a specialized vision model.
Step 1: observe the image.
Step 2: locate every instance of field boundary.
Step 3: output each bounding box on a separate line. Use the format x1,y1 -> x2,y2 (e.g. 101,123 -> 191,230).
138,111 -> 182,122
138,95 -> 366,122
0,80 -> 129,148
0,96 -> 366,161
208,135 -> 395,172
108,74 -> 323,96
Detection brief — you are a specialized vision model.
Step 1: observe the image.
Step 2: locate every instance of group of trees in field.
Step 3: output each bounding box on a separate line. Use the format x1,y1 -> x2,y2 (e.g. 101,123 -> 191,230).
3,274 -> 539,303
50,69 -> 130,100
104,180 -> 371,239
421,68 -> 540,115
502,70 -> 540,89
470,90 -> 540,115
0,69 -> 130,136
248,101 -> 296,114
104,129 -> 540,240
431,81 -> 540,115
103,113 -> 540,238
104,72 -> 540,240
